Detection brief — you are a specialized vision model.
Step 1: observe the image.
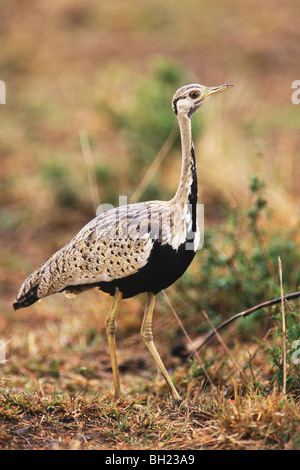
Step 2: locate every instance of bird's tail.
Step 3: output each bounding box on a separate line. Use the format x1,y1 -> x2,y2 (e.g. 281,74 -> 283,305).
13,261 -> 47,310
13,284 -> 40,310
13,243 -> 77,310
13,255 -> 56,311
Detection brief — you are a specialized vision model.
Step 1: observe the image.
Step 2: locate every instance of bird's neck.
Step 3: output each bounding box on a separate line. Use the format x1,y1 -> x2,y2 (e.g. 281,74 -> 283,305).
173,114 -> 197,207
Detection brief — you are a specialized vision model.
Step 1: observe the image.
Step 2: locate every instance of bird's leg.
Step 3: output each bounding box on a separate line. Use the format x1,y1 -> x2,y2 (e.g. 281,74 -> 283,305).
141,292 -> 182,405
105,288 -> 123,399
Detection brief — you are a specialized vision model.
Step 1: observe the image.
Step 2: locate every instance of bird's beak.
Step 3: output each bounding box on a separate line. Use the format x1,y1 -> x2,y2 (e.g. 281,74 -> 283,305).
201,84 -> 234,101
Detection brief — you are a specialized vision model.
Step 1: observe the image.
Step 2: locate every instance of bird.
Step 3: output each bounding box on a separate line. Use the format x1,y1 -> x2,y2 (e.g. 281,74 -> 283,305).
14,82 -> 233,405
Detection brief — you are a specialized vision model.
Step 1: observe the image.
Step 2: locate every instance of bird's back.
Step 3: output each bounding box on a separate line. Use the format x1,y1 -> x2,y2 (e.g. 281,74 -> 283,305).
14,198 -> 197,309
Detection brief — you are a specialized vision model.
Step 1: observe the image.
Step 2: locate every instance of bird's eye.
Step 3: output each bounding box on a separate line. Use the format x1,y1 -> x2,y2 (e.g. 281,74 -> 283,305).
189,91 -> 200,99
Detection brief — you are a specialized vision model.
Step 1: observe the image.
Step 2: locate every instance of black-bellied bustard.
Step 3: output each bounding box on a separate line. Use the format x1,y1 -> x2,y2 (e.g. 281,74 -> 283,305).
14,83 -> 233,404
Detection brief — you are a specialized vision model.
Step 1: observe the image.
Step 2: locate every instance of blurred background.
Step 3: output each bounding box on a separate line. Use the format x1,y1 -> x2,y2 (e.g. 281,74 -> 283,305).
0,0 -> 299,394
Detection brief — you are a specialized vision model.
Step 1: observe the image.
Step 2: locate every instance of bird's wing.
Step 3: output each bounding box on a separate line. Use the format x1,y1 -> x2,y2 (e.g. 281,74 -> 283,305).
16,201 -> 172,302
60,202 -> 156,288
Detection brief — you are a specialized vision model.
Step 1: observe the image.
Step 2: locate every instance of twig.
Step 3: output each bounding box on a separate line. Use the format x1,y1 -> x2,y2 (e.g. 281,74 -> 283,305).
187,291 -> 300,359
130,124 -> 177,203
79,130 -> 101,213
253,226 -> 277,281
162,291 -> 214,388
278,257 -> 287,396
201,309 -> 249,385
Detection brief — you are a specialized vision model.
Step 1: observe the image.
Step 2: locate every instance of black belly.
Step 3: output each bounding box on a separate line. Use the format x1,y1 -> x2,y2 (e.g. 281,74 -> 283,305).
87,241 -> 196,299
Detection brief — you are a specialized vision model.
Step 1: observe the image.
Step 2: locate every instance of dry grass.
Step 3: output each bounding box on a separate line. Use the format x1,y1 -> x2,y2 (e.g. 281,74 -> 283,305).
0,0 -> 299,450
1,382 -> 299,450
1,287 -> 299,450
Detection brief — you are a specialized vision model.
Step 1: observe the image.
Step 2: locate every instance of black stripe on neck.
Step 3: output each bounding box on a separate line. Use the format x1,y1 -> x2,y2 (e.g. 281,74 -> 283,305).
187,143 -> 198,234
172,97 -> 180,115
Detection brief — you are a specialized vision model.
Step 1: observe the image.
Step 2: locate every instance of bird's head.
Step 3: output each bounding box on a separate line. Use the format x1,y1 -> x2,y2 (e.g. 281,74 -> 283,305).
172,83 -> 233,117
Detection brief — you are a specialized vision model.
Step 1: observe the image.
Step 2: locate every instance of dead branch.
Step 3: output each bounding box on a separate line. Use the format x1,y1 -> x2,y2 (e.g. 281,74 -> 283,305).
185,291 -> 300,360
